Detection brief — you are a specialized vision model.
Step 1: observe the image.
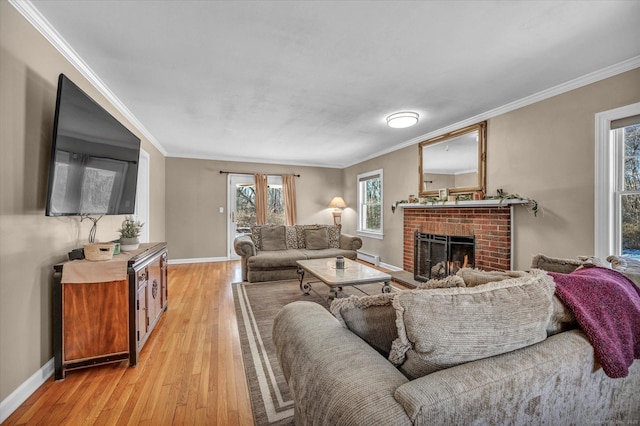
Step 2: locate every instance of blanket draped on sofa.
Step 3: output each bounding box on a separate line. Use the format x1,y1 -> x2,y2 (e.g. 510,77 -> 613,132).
549,266 -> 640,378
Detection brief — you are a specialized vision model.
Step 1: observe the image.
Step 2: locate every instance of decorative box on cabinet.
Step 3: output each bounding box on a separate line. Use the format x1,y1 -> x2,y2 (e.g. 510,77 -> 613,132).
53,242 -> 168,380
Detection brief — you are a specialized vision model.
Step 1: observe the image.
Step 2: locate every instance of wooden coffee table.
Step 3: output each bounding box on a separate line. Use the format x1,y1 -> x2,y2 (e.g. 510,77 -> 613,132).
296,258 -> 392,301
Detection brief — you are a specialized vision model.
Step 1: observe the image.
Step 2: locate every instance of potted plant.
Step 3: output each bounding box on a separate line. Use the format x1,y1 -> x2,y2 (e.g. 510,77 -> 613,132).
118,216 -> 144,251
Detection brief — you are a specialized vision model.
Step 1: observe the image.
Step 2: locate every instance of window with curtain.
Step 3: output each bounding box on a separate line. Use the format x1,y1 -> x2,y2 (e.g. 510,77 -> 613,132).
613,117 -> 640,258
357,169 -> 383,239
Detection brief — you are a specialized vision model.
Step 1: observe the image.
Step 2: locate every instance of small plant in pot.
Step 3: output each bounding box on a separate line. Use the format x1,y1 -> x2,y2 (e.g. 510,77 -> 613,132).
118,216 -> 144,252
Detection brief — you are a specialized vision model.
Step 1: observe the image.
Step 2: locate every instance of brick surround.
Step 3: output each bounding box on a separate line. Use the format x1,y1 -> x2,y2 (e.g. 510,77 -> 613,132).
403,207 -> 512,273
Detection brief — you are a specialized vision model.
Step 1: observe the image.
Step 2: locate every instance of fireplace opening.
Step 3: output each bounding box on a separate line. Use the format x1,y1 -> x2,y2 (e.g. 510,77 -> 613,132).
414,231 -> 475,281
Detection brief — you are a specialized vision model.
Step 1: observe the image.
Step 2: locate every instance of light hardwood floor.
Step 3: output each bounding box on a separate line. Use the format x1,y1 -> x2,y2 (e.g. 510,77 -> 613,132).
4,261 -> 254,425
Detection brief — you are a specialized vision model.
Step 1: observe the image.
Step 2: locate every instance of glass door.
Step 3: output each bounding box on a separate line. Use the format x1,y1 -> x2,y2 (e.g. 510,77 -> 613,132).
227,174 -> 285,259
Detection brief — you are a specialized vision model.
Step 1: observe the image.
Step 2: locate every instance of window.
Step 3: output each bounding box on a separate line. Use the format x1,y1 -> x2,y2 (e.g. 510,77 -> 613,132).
614,122 -> 640,258
357,169 -> 383,239
595,103 -> 640,260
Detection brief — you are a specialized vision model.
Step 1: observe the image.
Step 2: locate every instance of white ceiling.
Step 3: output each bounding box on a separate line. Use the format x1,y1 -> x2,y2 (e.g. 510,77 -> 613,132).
23,0 -> 640,168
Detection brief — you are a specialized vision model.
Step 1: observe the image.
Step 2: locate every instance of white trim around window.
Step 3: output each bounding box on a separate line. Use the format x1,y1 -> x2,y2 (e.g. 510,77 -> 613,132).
357,169 -> 384,240
594,102 -> 640,260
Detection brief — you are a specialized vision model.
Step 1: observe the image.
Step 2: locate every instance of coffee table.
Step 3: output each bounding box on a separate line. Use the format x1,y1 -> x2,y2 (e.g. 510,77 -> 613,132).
296,258 -> 392,301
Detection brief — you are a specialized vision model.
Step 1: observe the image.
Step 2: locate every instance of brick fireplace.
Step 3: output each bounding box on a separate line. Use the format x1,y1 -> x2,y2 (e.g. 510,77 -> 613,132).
403,206 -> 513,274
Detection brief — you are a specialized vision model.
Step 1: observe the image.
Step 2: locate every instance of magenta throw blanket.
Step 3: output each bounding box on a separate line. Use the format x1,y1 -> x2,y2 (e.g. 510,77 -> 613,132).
548,267 -> 640,378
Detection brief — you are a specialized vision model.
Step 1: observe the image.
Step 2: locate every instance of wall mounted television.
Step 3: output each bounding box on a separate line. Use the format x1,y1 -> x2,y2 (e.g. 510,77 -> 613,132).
45,74 -> 141,216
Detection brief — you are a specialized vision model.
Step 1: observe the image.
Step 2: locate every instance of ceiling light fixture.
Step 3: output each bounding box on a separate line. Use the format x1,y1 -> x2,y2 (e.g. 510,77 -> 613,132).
386,111 -> 419,128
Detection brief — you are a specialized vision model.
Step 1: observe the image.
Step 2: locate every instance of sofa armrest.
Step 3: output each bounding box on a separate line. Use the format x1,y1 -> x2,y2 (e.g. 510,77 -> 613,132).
234,235 -> 256,257
273,301 -> 411,426
339,233 -> 363,251
394,330 -> 640,425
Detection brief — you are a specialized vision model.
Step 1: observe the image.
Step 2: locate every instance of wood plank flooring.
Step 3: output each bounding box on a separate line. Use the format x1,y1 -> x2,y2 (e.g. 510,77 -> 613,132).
3,261 -> 254,425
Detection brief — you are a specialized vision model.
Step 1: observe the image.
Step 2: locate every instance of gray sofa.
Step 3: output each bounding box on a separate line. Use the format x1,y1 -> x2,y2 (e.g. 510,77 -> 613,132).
273,263 -> 640,425
234,224 -> 362,283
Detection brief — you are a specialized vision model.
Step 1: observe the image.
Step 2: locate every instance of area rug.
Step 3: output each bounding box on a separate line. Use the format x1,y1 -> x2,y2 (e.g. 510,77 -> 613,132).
232,279 -> 398,426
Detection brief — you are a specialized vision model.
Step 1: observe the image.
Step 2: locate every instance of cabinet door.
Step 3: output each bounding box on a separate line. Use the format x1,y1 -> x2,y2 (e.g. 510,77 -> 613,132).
147,257 -> 163,330
63,280 -> 129,362
161,251 -> 168,309
136,283 -> 148,347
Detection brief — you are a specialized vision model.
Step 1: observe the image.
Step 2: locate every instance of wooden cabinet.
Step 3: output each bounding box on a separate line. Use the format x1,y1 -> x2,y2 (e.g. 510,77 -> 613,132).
54,243 -> 168,380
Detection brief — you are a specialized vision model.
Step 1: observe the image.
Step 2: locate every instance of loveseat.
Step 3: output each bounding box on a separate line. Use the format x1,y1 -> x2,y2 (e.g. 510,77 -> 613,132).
234,224 -> 362,283
273,257 -> 640,425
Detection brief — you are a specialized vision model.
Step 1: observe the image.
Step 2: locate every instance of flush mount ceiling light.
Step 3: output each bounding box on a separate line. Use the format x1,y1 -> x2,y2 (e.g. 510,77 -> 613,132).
386,111 -> 419,128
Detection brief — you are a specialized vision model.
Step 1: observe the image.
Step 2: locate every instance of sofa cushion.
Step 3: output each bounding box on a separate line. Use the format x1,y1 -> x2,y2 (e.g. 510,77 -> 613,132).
388,269 -> 555,379
261,225 -> 287,251
250,225 -> 264,250
330,293 -> 398,357
247,249 -> 307,269
300,248 -> 357,260
305,227 -> 329,249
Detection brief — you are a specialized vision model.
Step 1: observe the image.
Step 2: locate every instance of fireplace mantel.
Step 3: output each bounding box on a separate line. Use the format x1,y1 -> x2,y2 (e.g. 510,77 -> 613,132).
396,198 -> 528,209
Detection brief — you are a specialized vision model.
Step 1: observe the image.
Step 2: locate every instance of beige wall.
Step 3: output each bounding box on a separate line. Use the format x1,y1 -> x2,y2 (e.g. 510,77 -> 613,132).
343,67 -> 640,270
166,158 -> 343,260
0,2 -> 165,402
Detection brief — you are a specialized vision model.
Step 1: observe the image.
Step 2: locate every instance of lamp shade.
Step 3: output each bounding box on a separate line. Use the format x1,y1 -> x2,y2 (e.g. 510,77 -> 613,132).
328,196 -> 347,209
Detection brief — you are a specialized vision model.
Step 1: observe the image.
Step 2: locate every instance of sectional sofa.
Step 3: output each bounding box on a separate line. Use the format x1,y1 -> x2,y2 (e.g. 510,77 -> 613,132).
273,257 -> 640,425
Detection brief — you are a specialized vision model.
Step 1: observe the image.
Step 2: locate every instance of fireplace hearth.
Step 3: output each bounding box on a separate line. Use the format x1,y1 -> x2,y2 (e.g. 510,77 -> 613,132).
414,231 -> 475,281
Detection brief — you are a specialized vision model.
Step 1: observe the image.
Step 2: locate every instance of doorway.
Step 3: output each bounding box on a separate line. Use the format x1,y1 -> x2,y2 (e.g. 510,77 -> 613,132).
227,174 -> 285,259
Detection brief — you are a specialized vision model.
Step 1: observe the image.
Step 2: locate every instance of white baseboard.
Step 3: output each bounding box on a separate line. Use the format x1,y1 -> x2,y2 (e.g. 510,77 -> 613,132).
0,358 -> 54,423
168,257 -> 229,265
380,262 -> 402,271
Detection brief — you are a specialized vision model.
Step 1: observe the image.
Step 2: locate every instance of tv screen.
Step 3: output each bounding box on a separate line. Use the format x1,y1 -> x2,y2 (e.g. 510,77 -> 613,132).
45,74 -> 141,216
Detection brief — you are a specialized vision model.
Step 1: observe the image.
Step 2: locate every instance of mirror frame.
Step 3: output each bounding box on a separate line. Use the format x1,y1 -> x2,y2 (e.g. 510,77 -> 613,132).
418,121 -> 487,197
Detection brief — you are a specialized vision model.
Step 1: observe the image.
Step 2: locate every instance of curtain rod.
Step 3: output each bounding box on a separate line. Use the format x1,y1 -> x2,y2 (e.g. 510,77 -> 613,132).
219,171 -> 301,177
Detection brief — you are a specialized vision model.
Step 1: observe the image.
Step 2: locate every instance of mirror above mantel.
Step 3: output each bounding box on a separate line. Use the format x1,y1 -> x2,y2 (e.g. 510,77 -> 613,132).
419,121 -> 486,197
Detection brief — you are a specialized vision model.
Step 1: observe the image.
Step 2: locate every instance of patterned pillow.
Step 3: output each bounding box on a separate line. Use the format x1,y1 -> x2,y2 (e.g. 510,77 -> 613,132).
388,269 -> 555,380
327,225 -> 341,249
285,226 -> 298,249
250,226 -> 264,251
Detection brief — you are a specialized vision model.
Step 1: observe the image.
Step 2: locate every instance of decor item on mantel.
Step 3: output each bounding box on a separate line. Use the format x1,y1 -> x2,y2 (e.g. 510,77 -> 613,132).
391,190 -> 540,215
118,215 -> 144,251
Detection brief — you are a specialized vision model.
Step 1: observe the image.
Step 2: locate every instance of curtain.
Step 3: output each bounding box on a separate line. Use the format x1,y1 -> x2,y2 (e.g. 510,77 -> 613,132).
254,174 -> 268,225
283,174 -> 297,225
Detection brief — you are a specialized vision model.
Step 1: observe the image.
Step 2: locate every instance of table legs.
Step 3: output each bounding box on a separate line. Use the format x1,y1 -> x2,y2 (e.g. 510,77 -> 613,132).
297,267 -> 311,294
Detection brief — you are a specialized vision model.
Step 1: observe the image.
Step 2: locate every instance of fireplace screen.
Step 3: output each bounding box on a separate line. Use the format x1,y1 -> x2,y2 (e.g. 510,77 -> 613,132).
414,232 -> 475,281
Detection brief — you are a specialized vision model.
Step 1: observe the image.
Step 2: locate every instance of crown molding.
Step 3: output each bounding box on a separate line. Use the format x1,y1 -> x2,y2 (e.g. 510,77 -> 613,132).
346,56 -> 640,169
9,0 -> 168,156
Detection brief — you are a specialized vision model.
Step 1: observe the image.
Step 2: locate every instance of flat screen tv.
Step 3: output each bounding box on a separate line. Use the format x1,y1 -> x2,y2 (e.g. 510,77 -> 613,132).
45,74 -> 141,216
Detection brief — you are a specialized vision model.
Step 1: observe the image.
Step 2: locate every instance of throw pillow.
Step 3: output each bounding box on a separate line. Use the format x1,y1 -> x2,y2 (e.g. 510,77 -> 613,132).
607,255 -> 640,288
388,269 -> 555,380
250,225 -> 264,251
261,226 -> 287,251
330,292 -> 398,357
327,225 -> 341,248
456,268 -> 528,287
304,227 -> 329,250
530,253 -> 584,273
285,226 -> 298,249
415,275 -> 465,289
